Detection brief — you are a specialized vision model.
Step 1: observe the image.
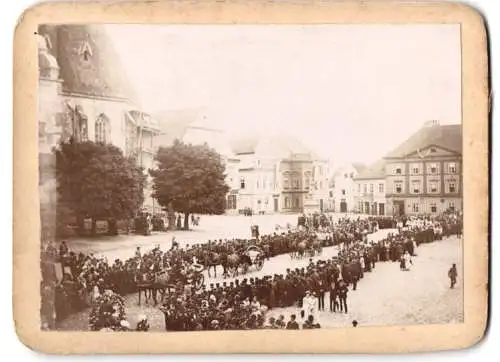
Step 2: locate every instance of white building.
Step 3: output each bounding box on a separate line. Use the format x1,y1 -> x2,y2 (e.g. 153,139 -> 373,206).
330,163 -> 366,213
353,160 -> 387,215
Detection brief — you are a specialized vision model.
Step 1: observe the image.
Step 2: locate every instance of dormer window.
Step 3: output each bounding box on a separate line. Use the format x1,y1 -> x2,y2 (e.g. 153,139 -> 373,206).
80,40 -> 93,61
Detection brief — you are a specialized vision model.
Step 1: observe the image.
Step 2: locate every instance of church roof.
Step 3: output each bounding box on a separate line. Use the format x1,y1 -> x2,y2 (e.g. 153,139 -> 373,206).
384,122 -> 462,159
37,24 -> 138,102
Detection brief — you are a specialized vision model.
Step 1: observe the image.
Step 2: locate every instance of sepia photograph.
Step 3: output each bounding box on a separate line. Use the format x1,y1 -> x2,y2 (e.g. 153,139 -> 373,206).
36,23 -> 466,334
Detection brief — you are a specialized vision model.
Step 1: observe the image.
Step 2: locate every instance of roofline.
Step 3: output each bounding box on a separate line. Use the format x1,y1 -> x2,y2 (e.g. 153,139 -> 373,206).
235,152 -> 256,155
62,91 -> 131,104
354,176 -> 386,181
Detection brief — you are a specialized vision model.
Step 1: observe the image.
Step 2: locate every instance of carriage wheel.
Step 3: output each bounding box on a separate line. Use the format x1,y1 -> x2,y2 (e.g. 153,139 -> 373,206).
194,274 -> 204,290
255,259 -> 264,271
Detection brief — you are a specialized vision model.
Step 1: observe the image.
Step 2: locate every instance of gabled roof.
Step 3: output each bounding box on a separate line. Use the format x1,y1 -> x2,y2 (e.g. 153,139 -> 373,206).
331,163 -> 367,179
354,159 -> 386,180
384,123 -> 462,159
231,134 -> 315,158
352,162 -> 368,174
153,108 -> 219,146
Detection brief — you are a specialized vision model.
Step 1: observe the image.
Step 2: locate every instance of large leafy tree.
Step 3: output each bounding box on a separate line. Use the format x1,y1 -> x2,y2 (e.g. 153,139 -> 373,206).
54,139 -> 146,235
150,140 -> 230,230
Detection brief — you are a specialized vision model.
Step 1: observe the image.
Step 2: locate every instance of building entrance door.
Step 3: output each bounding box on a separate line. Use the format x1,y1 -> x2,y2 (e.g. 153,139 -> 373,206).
340,201 -> 347,213
379,203 -> 385,215
273,197 -> 279,212
393,200 -> 405,216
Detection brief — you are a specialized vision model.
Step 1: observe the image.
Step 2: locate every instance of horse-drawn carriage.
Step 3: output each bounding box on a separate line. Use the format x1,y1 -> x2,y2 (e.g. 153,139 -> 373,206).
135,262 -> 205,305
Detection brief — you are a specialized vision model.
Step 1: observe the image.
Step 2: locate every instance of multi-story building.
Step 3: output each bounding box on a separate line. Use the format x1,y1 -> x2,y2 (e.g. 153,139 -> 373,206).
330,163 -> 367,213
384,120 -> 462,216
353,160 -> 387,215
37,24 -> 161,237
232,135 -> 329,214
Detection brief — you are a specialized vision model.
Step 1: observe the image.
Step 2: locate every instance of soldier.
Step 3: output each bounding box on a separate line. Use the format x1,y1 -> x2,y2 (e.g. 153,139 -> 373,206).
337,279 -> 349,313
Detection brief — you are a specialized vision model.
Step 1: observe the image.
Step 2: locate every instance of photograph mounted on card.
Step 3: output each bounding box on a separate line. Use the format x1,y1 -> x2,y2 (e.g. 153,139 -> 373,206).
13,0 -> 489,355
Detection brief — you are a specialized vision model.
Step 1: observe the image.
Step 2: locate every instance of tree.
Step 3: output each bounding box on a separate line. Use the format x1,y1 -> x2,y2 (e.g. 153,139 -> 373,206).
150,140 -> 230,230
54,139 -> 146,235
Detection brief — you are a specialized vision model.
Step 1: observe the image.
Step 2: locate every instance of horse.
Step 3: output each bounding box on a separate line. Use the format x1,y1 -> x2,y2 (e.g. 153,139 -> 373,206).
312,239 -> 323,256
224,253 -> 241,277
202,251 -> 220,278
293,240 -> 307,259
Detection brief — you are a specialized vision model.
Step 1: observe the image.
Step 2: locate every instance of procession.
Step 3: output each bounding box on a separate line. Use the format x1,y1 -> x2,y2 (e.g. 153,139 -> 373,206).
36,24 -> 465,333
42,212 -> 463,332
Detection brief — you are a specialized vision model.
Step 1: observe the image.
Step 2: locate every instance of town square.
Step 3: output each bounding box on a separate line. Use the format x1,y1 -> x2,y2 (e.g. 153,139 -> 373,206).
37,24 -> 463,332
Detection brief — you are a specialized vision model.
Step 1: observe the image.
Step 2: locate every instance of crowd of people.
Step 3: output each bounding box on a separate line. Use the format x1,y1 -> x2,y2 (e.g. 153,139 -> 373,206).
40,211 -> 462,331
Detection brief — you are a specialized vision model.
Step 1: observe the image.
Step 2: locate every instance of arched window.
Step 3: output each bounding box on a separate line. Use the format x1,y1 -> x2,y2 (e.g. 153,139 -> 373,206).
95,114 -> 110,143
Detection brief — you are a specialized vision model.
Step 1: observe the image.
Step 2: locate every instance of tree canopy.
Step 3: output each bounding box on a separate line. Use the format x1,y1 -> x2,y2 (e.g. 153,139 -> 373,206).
54,139 -> 146,231
150,140 -> 229,229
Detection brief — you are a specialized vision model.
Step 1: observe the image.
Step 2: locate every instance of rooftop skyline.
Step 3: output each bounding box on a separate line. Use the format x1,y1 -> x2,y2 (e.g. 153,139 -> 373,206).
105,24 -> 461,165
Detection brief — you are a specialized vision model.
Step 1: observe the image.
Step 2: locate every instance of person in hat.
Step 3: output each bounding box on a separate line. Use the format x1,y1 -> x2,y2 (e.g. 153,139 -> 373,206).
136,314 -> 150,331
286,314 -> 300,330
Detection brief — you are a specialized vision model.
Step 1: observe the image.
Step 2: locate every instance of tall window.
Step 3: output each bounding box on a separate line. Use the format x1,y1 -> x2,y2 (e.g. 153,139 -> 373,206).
413,166 -> 420,174
429,163 -> 438,174
240,177 -> 246,189
430,203 -> 437,213
294,198 -> 299,208
412,203 -> 419,213
256,179 -> 260,189
358,184 -> 361,193
363,184 -> 367,194
341,189 -> 346,196
429,181 -> 438,193
412,180 -> 421,194
95,114 -> 110,143
369,184 -> 374,193
378,183 -> 384,193
285,197 -> 290,208
394,181 -> 403,194
448,162 -> 457,173
284,178 -> 290,189
448,183 -> 456,193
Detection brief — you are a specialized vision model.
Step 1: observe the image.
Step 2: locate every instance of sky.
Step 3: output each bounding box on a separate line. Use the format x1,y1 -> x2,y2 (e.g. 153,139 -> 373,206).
105,24 -> 461,167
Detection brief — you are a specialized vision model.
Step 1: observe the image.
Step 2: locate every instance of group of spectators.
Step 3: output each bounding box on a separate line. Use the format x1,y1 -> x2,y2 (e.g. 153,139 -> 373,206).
40,212 -> 462,331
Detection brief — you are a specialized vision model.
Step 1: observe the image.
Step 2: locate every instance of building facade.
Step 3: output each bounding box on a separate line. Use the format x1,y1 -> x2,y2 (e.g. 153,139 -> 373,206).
353,160 -> 387,215
37,25 -> 162,235
330,163 -> 366,213
232,135 -> 328,214
384,121 -> 462,216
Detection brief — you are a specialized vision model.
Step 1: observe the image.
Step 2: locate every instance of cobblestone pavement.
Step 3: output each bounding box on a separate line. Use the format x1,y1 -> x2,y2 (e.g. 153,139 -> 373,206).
57,229 -> 463,331
266,235 -> 464,328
